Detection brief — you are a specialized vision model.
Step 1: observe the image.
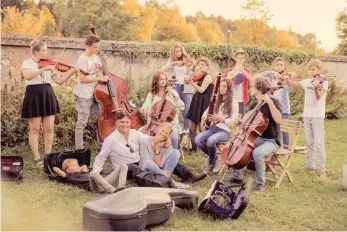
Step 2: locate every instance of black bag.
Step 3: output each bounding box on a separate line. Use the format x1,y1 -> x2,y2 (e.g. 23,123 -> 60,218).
199,177 -> 253,220
1,156 -> 24,182
43,149 -> 91,188
135,171 -> 174,188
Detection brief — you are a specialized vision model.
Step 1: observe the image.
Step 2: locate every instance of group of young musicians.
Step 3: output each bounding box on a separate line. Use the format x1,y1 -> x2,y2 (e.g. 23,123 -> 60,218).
21,33 -> 329,193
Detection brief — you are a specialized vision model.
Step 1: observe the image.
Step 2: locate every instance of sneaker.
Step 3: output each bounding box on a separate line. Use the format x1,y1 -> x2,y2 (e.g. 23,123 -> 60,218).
212,159 -> 222,174
319,172 -> 327,180
172,180 -> 190,190
253,184 -> 266,193
304,167 -> 314,172
229,177 -> 244,185
202,163 -> 214,174
189,172 -> 207,183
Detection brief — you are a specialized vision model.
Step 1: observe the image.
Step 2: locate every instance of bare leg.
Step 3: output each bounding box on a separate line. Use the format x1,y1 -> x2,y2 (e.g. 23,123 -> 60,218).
42,115 -> 55,154
28,117 -> 42,160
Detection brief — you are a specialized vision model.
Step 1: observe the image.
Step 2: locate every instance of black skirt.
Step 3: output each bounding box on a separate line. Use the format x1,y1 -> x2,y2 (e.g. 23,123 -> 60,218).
22,84 -> 60,118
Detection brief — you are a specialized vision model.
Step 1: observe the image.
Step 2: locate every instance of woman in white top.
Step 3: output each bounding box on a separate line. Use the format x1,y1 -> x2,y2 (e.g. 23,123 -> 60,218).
22,39 -> 79,165
162,44 -> 195,131
195,79 -> 239,174
140,70 -> 184,149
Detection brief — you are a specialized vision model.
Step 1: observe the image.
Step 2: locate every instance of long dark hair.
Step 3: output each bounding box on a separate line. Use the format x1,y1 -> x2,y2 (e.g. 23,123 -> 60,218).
214,79 -> 234,116
151,70 -> 167,95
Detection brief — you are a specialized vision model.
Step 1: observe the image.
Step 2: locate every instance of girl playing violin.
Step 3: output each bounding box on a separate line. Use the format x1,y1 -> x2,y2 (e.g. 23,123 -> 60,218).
21,39 -> 79,166
195,79 -> 239,174
162,44 -> 195,132
185,57 -> 214,152
140,71 -> 184,149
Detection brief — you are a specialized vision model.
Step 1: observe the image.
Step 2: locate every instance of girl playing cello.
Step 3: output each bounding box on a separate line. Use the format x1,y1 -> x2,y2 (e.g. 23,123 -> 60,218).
140,71 -> 184,149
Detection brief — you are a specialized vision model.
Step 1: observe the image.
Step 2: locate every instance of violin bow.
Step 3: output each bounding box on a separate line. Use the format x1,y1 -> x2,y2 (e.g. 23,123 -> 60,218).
174,46 -> 198,67
188,54 -> 219,79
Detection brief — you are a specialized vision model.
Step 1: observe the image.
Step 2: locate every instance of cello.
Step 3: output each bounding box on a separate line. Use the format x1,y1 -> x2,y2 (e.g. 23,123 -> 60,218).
221,86 -> 282,170
143,88 -> 177,136
90,25 -> 144,140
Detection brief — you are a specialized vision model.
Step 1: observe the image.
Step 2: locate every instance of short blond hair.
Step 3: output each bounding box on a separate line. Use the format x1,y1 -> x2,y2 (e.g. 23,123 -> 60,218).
158,123 -> 173,134
62,158 -> 78,171
308,59 -> 323,70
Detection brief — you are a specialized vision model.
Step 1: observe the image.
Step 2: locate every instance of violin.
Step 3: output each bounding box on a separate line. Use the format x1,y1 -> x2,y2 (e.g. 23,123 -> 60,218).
311,74 -> 333,91
172,55 -> 195,67
39,57 -> 89,75
192,71 -> 208,82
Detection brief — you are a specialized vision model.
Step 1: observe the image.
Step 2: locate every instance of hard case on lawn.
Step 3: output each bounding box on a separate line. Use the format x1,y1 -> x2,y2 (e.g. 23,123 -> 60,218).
83,187 -> 199,231
1,156 -> 24,181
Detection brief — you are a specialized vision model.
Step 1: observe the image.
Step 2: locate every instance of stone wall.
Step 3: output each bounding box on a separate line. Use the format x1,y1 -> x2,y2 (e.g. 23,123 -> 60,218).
1,35 -> 347,94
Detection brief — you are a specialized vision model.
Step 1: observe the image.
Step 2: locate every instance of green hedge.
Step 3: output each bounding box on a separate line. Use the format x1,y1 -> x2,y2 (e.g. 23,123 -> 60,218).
111,42 -> 316,69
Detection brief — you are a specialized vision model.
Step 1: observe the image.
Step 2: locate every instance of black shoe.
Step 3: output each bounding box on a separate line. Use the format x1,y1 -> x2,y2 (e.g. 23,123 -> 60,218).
114,186 -> 126,193
229,178 -> 244,185
189,172 -> 207,183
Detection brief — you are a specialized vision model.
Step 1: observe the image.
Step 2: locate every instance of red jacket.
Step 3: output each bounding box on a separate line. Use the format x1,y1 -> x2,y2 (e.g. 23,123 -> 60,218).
223,65 -> 252,105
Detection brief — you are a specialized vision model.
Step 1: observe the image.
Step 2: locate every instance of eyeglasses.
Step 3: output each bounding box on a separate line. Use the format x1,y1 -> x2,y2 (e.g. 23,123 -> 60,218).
126,143 -> 134,153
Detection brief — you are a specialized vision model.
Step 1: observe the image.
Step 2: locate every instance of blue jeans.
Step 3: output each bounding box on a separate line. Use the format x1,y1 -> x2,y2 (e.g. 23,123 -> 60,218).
174,84 -> 192,130
233,137 -> 279,186
171,131 -> 179,150
142,149 -> 180,175
282,113 -> 290,149
195,126 -> 230,165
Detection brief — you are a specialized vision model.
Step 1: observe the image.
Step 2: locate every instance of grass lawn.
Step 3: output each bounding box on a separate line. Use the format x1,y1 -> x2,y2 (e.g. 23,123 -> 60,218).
2,117 -> 347,231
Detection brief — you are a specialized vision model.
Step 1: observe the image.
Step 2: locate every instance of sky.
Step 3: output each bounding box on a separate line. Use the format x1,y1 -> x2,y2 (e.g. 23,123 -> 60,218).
139,0 -> 346,51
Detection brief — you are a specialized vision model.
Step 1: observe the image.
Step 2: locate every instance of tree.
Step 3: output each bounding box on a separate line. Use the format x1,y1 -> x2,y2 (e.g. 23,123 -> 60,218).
335,7 -> 347,55
1,3 -> 59,36
1,0 -> 23,10
53,0 -> 137,40
195,19 -> 225,44
152,6 -> 199,42
241,0 -> 272,44
122,0 -> 157,42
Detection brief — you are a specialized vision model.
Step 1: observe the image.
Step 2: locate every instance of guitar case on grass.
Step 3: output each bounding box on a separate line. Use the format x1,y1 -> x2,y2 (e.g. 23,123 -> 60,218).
1,156 -> 24,182
83,187 -> 199,231
198,177 -> 253,220
43,149 -> 91,187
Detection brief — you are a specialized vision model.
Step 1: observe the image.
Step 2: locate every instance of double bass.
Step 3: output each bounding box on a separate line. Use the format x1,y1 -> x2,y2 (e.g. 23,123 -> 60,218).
90,25 -> 144,140
221,86 -> 281,169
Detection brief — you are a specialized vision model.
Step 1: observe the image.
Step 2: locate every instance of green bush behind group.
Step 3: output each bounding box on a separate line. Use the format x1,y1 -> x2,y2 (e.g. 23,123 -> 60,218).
2,43 -> 347,150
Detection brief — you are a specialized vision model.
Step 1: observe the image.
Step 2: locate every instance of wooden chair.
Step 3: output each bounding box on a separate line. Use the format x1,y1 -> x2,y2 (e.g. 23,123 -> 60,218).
265,119 -> 303,188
